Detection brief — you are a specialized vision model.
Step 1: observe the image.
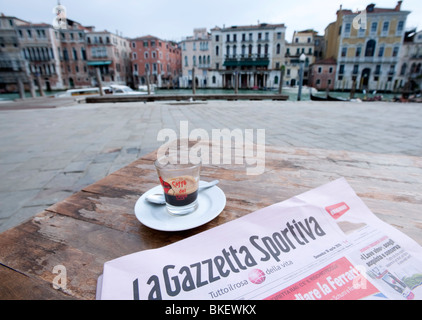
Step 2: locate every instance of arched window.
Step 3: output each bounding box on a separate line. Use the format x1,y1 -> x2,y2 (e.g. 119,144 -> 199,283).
276,43 -> 281,54
215,45 -> 219,56
365,39 -> 376,57
400,63 -> 407,76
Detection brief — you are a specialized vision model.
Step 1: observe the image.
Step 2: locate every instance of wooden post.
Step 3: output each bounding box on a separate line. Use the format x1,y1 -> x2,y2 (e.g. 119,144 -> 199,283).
146,69 -> 151,95
29,77 -> 36,98
350,78 -> 356,99
278,65 -> 285,94
192,67 -> 196,95
17,78 -> 25,99
96,68 -> 104,96
36,74 -> 45,97
234,70 -> 238,94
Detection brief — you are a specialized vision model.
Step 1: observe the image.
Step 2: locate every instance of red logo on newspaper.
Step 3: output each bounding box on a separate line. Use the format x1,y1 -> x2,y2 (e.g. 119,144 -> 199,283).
248,269 -> 266,285
325,202 -> 350,220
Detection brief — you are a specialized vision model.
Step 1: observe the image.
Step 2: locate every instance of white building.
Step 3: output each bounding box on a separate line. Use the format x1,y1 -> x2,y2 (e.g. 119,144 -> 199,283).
210,23 -> 287,89
179,28 -> 212,88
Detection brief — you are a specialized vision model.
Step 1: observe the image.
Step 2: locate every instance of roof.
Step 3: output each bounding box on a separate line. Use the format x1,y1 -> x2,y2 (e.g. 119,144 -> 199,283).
341,1 -> 408,16
217,23 -> 286,32
311,58 -> 337,65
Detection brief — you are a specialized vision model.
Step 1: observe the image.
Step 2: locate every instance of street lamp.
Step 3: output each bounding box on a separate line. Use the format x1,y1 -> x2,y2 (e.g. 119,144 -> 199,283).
297,53 -> 306,101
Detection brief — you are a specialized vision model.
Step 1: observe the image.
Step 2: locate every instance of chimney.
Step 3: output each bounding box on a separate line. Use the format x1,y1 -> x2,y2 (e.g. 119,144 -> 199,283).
395,1 -> 403,11
366,3 -> 375,12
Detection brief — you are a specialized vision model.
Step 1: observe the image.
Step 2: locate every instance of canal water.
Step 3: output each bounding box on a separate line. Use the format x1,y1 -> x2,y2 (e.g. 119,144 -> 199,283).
0,87 -> 398,102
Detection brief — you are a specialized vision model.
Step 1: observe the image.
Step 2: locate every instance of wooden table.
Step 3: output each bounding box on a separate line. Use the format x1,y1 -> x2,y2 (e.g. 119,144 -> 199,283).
1,144 -> 421,300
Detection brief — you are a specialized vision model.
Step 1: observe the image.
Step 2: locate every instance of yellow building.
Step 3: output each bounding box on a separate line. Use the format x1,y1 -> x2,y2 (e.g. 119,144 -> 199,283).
325,2 -> 410,92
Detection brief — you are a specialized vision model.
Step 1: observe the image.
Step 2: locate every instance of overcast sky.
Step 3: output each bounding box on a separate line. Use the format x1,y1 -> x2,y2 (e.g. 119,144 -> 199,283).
1,0 -> 421,42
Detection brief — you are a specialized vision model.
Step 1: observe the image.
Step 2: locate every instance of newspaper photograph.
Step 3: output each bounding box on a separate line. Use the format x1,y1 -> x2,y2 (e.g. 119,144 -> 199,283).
97,178 -> 422,300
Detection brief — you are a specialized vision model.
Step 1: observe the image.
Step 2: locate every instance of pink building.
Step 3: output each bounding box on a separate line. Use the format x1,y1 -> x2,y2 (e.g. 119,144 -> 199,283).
309,58 -> 337,91
130,35 -> 182,88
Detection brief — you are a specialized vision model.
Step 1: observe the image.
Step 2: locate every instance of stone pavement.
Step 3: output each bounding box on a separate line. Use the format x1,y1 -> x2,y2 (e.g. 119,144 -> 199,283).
0,98 -> 421,233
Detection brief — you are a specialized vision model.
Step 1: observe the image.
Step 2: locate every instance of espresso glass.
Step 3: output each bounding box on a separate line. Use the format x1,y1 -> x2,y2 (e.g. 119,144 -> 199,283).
154,158 -> 200,216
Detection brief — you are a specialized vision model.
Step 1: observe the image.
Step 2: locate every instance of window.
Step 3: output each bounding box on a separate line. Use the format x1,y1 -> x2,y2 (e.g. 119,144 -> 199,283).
341,47 -> 347,57
276,43 -> 281,54
382,21 -> 389,35
375,65 -> 381,75
400,63 -> 407,76
215,35 -> 219,42
318,67 -> 322,73
72,48 -> 78,60
63,48 -> 69,61
378,46 -> 384,57
392,46 -> 399,57
365,40 -> 376,57
216,45 -> 219,56
81,48 -> 86,60
371,22 -> 378,33
27,30 -> 32,38
144,52 -> 149,59
132,52 -> 137,59
353,64 -> 359,74
356,46 -> 362,57
329,67 -> 333,73
184,56 -> 188,66
344,23 -> 352,35
132,42 -> 136,48
397,21 -> 404,33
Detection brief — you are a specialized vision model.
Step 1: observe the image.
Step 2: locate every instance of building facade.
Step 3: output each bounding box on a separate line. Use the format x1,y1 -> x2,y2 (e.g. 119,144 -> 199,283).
284,29 -> 324,87
130,35 -> 182,89
326,2 -> 410,92
179,28 -> 212,88
57,19 -> 93,88
396,29 -> 422,91
210,23 -> 287,89
309,58 -> 337,91
0,14 -> 31,92
86,30 -> 132,87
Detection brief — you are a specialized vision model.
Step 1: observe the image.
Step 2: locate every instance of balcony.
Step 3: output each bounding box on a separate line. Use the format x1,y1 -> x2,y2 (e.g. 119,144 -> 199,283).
223,54 -> 269,67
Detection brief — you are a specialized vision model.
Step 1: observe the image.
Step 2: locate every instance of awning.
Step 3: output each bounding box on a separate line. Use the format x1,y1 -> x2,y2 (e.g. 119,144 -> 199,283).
87,61 -> 112,66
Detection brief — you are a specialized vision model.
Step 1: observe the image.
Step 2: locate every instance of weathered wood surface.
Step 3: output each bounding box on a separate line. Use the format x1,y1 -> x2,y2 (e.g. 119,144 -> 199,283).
0,144 -> 421,300
85,93 -> 289,103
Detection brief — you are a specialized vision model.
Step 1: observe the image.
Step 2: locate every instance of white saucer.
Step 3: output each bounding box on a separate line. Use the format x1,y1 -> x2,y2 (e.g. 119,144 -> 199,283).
134,181 -> 226,232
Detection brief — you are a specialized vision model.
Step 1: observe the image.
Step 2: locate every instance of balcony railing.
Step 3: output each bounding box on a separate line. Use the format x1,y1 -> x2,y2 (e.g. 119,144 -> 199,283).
223,54 -> 269,67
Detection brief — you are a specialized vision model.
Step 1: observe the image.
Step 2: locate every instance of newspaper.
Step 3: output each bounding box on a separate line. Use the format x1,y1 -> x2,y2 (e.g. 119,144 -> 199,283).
97,178 -> 422,300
